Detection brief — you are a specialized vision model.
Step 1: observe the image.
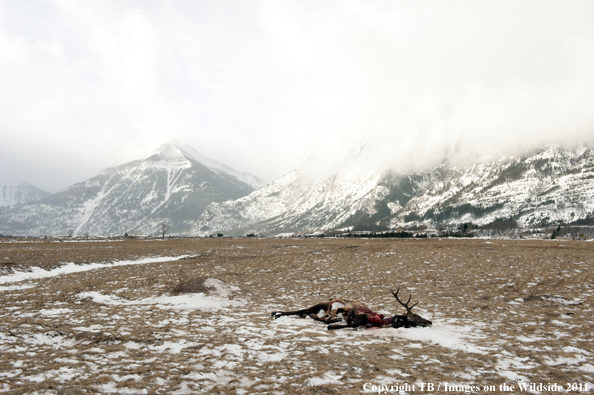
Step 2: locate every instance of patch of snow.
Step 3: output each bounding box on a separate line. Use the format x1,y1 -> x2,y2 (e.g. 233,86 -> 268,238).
203,278 -> 241,298
307,371 -> 344,386
39,308 -> 72,316
151,293 -> 244,311
0,284 -> 34,291
76,290 -> 244,312
150,340 -> 196,354
367,322 -> 489,354
0,255 -> 193,285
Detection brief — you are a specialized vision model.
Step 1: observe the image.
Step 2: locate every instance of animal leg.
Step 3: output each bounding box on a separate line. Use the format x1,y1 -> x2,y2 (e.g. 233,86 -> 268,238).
309,313 -> 342,324
327,314 -> 368,330
271,302 -> 331,319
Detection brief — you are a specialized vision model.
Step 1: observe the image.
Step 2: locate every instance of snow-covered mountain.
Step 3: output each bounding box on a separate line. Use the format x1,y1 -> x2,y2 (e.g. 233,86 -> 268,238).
0,142 -> 264,236
396,144 -> 594,227
0,173 -> 50,207
192,144 -> 594,236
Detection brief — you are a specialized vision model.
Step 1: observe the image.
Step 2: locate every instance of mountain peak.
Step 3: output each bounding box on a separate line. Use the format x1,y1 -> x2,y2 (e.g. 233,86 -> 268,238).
129,138 -> 190,162
0,172 -> 50,207
122,139 -> 264,189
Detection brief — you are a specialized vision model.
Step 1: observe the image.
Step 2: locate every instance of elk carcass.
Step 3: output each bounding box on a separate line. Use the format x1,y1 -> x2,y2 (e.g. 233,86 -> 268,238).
271,287 -> 432,330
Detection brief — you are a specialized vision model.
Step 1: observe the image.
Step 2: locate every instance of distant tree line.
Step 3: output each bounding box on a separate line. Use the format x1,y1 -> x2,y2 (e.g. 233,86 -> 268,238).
344,231 -> 427,239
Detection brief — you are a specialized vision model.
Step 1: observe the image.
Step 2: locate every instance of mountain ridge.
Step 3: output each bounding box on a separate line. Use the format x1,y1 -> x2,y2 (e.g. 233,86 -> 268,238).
192,144 -> 594,236
0,142 -> 262,236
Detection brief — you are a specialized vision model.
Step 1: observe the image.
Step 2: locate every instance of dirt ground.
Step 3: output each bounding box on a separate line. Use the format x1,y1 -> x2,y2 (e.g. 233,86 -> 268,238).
0,237 -> 592,394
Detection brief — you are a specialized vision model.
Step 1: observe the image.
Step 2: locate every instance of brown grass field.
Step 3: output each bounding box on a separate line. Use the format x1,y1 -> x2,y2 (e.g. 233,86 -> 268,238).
0,237 -> 593,394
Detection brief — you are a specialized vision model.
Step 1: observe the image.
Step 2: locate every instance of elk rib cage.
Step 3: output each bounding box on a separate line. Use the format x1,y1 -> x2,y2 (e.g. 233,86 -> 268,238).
270,287 -> 432,330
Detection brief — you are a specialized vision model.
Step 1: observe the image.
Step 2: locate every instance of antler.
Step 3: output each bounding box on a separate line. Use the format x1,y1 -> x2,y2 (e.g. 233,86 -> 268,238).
391,287 -> 418,313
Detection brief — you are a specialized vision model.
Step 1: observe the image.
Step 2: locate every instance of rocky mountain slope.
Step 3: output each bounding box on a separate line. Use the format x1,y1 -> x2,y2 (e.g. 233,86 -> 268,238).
0,142 -> 263,236
192,144 -> 594,236
0,173 -> 50,207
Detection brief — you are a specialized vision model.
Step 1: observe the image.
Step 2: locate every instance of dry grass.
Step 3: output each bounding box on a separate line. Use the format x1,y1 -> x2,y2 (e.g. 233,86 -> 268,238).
0,237 -> 592,394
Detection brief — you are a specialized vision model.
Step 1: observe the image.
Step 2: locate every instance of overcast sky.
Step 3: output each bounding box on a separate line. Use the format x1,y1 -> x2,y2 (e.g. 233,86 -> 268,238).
1,1 -> 593,192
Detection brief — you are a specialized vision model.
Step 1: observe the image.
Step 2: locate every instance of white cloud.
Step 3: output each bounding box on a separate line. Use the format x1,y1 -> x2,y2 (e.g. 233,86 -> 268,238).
0,0 -> 593,190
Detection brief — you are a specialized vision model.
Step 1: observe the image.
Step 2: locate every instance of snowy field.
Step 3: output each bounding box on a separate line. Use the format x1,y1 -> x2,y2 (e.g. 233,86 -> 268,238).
0,237 -> 593,394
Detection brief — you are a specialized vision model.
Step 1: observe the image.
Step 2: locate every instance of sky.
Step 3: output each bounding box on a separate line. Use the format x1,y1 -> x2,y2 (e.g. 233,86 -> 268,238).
1,0 -> 593,192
